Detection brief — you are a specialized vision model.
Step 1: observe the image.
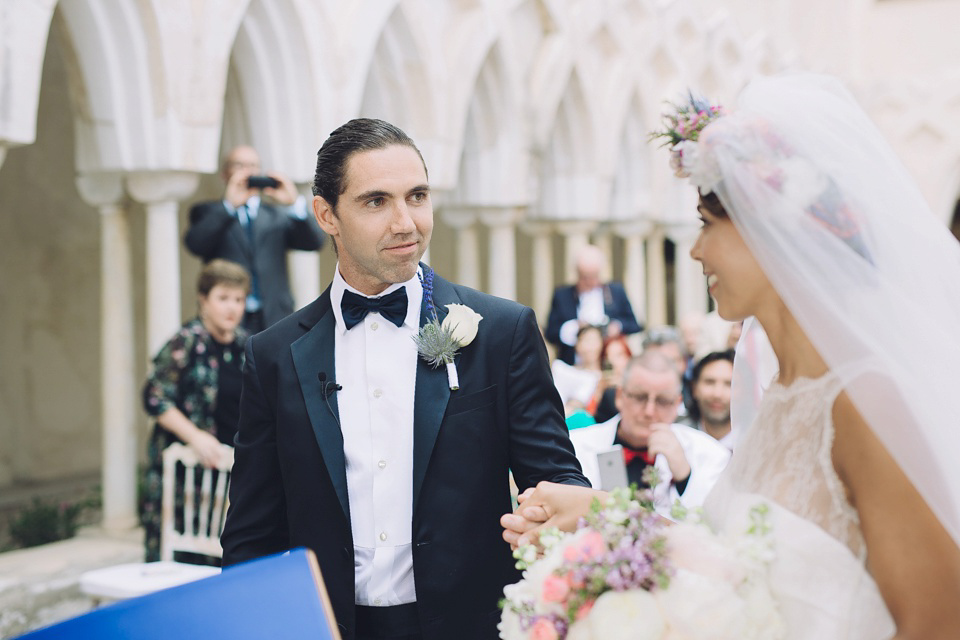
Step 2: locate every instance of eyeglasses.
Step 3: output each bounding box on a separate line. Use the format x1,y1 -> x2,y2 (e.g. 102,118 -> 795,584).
621,389 -> 678,410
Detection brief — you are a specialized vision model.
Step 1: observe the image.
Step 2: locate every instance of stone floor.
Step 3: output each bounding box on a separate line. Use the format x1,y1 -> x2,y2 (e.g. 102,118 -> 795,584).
0,526 -> 142,638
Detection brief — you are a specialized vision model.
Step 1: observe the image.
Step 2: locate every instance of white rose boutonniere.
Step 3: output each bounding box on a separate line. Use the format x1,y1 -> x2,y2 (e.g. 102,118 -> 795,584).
413,303 -> 483,391
441,303 -> 482,346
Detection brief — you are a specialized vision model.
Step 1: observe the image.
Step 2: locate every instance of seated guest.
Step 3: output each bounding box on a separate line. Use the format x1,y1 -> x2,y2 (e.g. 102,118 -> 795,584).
569,351 -> 730,516
551,325 -> 604,415
592,335 -> 633,423
642,325 -> 692,419
687,350 -> 736,450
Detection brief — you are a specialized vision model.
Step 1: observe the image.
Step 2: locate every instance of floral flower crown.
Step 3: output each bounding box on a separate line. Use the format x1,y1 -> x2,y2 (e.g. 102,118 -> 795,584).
650,92 -> 726,192
652,97 -> 873,262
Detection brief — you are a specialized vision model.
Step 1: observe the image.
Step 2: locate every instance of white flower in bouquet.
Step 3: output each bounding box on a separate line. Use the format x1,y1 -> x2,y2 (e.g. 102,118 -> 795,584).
654,568 -> 747,639
664,522 -> 746,586
582,590 -> 665,640
499,488 -> 783,640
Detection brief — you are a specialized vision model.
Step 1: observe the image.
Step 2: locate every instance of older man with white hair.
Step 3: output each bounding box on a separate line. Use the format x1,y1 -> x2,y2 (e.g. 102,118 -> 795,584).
544,244 -> 642,365
569,350 -> 730,515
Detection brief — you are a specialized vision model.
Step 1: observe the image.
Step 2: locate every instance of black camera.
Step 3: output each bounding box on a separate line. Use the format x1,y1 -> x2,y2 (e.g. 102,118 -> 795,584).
247,175 -> 280,189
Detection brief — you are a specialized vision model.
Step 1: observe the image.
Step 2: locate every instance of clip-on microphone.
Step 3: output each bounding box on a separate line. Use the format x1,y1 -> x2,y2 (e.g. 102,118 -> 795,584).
317,372 -> 342,430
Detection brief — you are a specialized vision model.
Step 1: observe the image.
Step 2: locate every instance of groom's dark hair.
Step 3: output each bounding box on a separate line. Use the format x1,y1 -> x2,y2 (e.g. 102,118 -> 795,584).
312,118 -> 428,210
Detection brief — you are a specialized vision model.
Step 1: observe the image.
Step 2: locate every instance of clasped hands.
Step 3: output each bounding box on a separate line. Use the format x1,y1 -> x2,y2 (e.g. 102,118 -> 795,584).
500,482 -> 607,550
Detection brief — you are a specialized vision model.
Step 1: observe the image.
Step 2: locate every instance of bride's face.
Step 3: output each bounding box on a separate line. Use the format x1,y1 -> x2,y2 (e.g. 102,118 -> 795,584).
690,203 -> 776,322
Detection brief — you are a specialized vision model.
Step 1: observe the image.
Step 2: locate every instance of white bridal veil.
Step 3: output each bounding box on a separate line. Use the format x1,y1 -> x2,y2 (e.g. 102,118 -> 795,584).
699,74 -> 960,548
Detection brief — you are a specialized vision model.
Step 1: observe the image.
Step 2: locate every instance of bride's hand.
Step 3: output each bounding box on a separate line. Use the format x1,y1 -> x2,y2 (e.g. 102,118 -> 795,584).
500,482 -> 607,549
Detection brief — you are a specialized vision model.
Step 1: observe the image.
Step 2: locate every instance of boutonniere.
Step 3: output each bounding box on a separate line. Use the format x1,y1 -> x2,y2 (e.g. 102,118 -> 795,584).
413,303 -> 483,391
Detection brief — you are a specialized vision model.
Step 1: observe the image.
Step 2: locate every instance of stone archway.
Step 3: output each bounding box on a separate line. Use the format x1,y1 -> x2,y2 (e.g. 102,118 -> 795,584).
0,10 -> 104,499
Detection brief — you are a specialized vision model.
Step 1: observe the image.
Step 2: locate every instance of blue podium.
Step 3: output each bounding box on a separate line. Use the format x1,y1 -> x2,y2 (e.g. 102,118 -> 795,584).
19,548 -> 340,639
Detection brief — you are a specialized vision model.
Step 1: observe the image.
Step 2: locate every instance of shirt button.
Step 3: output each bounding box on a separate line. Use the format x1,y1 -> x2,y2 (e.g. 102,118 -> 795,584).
373,389 -> 382,398
373,598 -> 382,606
379,531 -> 387,542
378,460 -> 386,470
370,321 -> 379,331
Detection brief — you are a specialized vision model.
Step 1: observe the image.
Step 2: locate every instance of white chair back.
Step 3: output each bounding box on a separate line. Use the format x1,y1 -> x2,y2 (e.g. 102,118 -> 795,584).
159,442 -> 234,562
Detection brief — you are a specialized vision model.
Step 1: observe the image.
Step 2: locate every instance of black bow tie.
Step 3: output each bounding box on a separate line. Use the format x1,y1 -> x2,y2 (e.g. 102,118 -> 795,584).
340,288 -> 408,330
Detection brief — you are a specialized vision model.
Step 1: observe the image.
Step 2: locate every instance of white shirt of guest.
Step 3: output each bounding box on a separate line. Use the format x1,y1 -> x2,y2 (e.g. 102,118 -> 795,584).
559,287 -> 606,347
330,267 -> 423,607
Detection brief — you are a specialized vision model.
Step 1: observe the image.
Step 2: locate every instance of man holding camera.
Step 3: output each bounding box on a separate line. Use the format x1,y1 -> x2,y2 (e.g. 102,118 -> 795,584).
185,145 -> 325,332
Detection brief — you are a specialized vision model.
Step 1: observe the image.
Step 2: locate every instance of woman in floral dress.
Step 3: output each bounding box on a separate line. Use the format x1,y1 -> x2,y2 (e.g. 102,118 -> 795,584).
141,259 -> 250,562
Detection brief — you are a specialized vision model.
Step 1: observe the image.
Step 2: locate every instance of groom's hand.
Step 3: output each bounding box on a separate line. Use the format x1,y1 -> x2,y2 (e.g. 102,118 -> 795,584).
500,482 -> 606,549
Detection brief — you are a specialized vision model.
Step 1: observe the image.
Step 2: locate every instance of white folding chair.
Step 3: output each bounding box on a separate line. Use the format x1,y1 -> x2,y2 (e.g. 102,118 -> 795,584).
80,443 -> 234,601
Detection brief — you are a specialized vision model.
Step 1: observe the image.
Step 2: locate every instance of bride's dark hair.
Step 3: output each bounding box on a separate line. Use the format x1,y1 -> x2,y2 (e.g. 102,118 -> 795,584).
699,190 -> 728,218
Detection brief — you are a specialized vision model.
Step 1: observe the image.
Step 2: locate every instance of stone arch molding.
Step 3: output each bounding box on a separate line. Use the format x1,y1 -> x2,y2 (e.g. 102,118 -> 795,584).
7,0 -> 778,192
527,0 -> 770,224
50,0 -> 248,174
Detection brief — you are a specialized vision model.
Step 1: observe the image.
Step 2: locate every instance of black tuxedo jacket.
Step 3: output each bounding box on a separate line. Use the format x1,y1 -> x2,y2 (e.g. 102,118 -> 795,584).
544,282 -> 642,365
221,273 -> 588,639
184,200 -> 324,327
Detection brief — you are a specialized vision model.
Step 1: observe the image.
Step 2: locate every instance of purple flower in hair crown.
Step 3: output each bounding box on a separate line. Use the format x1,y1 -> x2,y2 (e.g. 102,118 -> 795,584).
650,93 -> 726,192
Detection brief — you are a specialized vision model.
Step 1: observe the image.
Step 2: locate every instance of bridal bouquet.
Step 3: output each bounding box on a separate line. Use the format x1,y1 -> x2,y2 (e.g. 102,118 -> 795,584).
499,487 -> 784,640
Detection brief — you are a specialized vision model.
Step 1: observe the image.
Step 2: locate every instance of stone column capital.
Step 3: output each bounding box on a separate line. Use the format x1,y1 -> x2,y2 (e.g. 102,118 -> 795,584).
552,220 -> 598,236
478,206 -> 523,228
519,219 -> 554,237
126,170 -> 199,204
611,219 -> 656,239
663,222 -> 701,245
440,207 -> 480,229
76,172 -> 126,208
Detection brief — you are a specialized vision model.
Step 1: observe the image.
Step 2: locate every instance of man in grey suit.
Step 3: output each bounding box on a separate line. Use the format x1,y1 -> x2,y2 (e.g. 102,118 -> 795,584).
185,145 -> 325,332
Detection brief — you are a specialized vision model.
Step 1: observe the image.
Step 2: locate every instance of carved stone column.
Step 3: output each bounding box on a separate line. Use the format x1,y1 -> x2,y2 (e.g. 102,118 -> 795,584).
126,172 -> 199,356
590,228 -> 614,282
667,224 -> 707,322
614,221 -> 653,329
479,207 -> 522,301
441,208 -> 481,290
556,221 -> 597,283
77,172 -> 138,532
646,225 -> 668,328
288,184 -> 321,309
520,221 -> 555,323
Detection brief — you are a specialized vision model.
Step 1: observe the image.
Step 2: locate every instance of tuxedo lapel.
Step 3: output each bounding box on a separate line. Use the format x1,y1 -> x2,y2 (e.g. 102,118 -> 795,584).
412,275 -> 458,513
290,290 -> 350,521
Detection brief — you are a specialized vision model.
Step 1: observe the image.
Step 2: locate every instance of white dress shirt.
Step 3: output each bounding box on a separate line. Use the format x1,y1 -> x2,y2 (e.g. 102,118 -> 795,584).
569,415 -> 731,517
558,287 -> 606,346
330,267 -> 423,607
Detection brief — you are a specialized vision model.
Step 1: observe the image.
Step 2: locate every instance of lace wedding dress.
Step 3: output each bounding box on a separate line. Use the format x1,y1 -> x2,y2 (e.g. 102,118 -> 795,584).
704,370 -> 895,639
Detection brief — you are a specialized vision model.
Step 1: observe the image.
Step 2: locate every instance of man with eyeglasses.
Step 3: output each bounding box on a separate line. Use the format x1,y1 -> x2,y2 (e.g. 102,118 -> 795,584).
568,350 -> 730,515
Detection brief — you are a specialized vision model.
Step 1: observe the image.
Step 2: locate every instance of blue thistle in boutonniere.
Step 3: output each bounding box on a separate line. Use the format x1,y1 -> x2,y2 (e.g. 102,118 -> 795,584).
413,304 -> 483,391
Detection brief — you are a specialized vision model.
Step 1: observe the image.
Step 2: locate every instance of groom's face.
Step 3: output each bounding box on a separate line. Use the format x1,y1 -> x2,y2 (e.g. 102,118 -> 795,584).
314,144 -> 433,296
